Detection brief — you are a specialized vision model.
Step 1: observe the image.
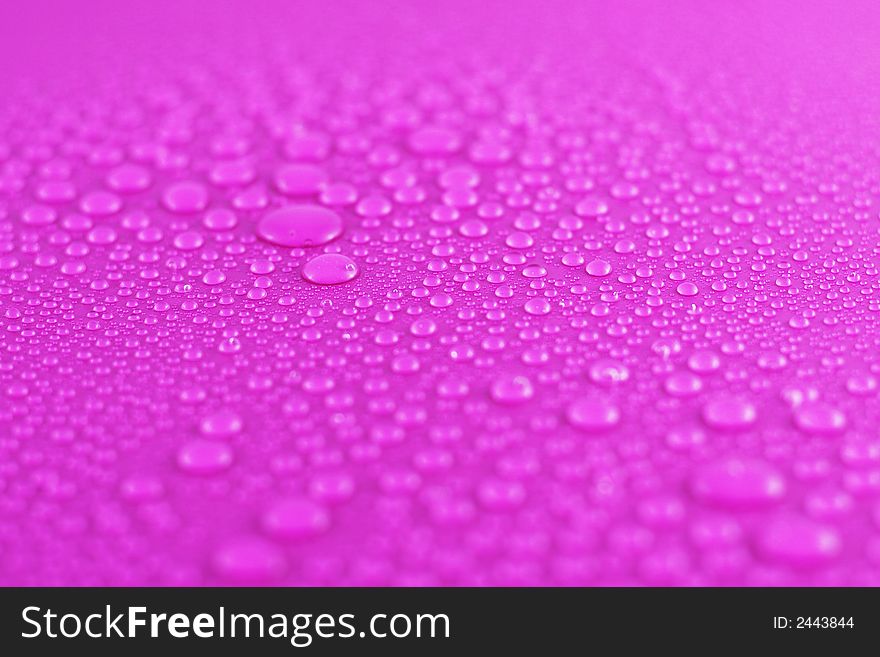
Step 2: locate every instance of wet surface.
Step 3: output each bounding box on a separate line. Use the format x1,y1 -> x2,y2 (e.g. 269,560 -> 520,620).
1,0 -> 880,585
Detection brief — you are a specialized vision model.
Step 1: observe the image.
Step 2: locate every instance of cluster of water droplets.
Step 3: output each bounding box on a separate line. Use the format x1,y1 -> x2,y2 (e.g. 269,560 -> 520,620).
1,0 -> 880,585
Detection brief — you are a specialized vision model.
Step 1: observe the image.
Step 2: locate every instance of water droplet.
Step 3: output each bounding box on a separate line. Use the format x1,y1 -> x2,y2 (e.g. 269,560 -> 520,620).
691,458 -> 786,509
702,398 -> 757,430
490,374 -> 535,404
257,205 -> 343,247
755,516 -> 842,568
162,181 -> 208,213
585,259 -> 611,277
794,402 -> 847,435
566,399 -> 620,432
301,253 -> 358,284
177,440 -> 234,475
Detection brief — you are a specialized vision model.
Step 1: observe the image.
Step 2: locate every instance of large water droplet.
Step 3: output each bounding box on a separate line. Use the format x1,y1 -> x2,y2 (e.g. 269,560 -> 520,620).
257,205 -> 343,247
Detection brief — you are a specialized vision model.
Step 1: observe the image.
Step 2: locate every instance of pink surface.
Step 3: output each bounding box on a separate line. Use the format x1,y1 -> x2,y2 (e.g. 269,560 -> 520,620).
1,0 -> 880,586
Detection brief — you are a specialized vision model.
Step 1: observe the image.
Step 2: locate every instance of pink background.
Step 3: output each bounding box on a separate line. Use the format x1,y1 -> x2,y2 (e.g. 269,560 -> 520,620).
1,0 -> 880,585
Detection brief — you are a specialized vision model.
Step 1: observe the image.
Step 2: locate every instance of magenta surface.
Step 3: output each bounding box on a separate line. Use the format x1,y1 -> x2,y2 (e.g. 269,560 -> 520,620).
2,0 -> 880,586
